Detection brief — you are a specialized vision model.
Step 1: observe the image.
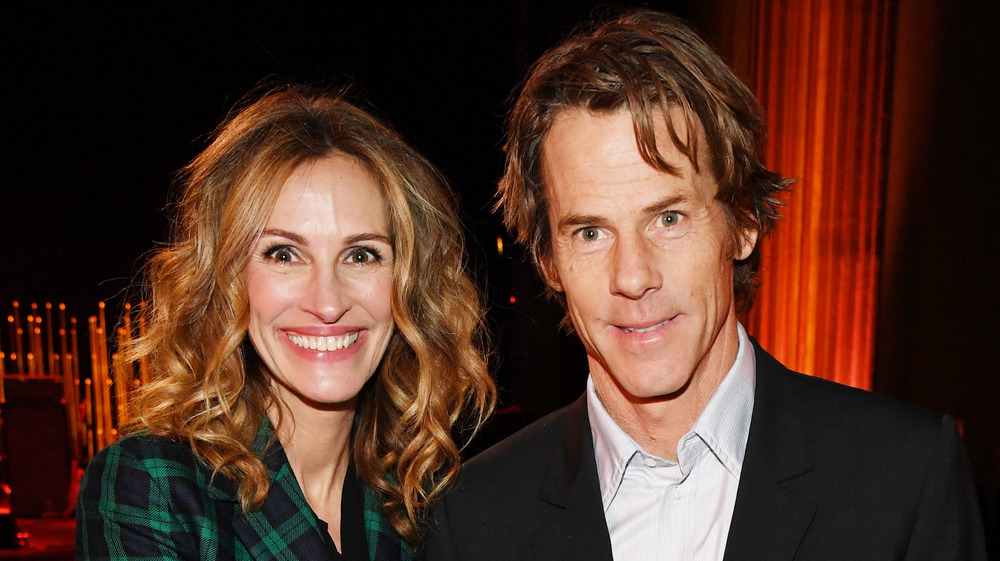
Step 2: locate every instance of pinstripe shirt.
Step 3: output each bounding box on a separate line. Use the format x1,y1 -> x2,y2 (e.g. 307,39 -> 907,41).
588,323 -> 755,561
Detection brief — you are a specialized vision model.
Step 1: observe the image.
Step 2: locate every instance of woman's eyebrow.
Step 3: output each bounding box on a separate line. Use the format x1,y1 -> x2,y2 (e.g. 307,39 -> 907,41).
345,233 -> 391,245
260,228 -> 307,245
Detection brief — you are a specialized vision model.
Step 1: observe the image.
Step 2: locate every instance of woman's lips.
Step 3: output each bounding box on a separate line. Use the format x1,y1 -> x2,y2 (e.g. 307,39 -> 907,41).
286,331 -> 360,351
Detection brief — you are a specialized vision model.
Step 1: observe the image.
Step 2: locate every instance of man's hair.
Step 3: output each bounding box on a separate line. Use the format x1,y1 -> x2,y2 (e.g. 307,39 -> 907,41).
497,9 -> 791,314
124,85 -> 494,545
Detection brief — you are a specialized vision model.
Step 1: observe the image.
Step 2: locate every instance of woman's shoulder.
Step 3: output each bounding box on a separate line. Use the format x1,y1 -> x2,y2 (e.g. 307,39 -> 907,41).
77,436 -> 246,560
92,432 -> 201,470
83,433 -> 237,501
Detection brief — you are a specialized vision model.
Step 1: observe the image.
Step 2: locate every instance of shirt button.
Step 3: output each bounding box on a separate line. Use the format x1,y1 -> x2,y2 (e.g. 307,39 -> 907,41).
643,457 -> 657,467
670,488 -> 683,500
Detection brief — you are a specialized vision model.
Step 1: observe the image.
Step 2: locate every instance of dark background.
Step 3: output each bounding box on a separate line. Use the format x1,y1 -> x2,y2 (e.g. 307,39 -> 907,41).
1,0 -> 703,427
2,0 -> 998,548
1,1 -> 685,318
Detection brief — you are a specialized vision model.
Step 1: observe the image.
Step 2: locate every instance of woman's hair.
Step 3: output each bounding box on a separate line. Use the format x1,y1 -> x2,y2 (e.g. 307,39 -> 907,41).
123,84 -> 495,544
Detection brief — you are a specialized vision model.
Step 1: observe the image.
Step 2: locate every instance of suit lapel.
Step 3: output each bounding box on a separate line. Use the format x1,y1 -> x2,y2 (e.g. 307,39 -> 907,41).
723,341 -> 817,561
231,421 -> 331,561
518,341 -> 822,561
527,396 -> 614,561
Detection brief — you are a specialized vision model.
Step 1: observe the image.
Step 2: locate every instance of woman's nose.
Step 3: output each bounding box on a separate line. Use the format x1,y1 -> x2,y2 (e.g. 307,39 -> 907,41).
301,266 -> 350,322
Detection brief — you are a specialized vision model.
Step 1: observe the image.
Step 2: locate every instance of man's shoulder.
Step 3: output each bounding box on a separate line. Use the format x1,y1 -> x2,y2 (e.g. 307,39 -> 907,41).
756,347 -> 948,447
447,398 -> 582,504
772,361 -> 938,419
466,401 -> 577,474
743,345 -> 985,559
425,399 -> 598,558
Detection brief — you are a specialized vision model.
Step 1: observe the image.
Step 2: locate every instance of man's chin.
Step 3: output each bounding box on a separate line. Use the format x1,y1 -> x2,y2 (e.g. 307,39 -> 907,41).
602,366 -> 695,404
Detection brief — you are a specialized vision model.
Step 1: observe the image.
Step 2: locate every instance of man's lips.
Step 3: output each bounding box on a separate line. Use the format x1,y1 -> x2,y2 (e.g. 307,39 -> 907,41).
617,318 -> 671,334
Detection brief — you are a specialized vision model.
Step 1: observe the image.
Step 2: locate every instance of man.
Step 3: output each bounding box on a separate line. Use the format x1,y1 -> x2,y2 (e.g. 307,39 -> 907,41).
423,10 -> 986,561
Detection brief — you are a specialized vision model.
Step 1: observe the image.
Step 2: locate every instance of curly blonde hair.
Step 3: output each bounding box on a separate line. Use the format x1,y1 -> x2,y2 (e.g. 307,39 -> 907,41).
123,85 -> 495,544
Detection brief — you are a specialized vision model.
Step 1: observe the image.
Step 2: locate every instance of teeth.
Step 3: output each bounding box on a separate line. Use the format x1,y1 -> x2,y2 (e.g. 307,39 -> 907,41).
288,332 -> 359,351
622,320 -> 668,334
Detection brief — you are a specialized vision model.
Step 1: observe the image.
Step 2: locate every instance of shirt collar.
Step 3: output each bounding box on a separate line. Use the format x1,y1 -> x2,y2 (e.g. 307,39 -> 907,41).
690,322 -> 755,478
587,323 -> 756,509
588,375 -> 638,508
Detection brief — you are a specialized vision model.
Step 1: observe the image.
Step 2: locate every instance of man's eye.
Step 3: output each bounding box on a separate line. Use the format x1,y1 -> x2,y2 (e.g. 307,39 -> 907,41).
660,211 -> 682,227
578,227 -> 601,241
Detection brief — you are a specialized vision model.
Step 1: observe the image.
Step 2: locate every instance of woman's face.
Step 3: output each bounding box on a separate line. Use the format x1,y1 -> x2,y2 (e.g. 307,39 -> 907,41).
245,155 -> 395,413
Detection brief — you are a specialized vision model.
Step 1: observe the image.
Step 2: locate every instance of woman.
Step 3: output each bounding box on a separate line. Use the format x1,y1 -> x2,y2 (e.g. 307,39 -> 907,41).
76,85 -> 495,561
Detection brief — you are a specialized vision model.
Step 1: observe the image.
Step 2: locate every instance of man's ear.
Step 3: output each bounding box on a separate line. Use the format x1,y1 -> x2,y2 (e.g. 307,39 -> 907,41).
736,226 -> 759,261
539,253 -> 564,292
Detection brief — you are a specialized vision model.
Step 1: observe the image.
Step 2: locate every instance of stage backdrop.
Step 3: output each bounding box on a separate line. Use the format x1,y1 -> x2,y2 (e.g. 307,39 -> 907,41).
713,0 -> 895,390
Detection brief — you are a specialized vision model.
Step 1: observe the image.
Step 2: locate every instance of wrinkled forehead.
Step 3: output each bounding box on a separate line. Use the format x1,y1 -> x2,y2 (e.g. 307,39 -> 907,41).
540,105 -> 712,183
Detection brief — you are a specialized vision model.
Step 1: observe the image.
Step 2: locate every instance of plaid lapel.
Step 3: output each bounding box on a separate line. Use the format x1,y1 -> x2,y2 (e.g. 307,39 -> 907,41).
231,419 -> 331,561
362,484 -> 412,561
227,417 -> 411,561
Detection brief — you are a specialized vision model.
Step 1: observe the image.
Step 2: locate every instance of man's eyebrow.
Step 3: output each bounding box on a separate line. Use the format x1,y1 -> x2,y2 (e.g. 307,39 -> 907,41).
260,228 -> 306,245
555,194 -> 695,233
641,194 -> 693,215
556,213 -> 606,233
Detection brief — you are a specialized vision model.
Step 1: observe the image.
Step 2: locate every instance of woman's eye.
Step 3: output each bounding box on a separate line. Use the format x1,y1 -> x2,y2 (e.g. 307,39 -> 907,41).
660,211 -> 682,227
264,246 -> 297,263
347,247 -> 381,264
578,227 -> 601,241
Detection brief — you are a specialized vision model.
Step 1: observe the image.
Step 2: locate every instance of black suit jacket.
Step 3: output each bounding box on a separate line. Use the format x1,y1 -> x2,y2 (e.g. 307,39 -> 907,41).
423,341 -> 986,560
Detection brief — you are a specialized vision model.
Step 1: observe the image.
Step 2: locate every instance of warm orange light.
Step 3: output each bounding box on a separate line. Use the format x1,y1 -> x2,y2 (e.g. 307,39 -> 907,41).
745,0 -> 890,390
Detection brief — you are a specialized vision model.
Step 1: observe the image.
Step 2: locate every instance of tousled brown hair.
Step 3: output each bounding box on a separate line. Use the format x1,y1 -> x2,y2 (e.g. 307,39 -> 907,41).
124,85 -> 494,545
498,9 -> 792,314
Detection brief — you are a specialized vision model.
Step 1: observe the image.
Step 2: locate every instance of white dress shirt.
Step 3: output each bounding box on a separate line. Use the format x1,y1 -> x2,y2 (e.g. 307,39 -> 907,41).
587,323 -> 756,561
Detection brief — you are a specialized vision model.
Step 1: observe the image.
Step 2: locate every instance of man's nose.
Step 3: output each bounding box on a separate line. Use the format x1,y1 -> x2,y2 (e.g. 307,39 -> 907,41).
609,233 -> 662,299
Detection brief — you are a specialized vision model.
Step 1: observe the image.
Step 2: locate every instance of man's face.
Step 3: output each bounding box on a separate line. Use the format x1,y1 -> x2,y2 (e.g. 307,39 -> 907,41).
540,108 -> 755,407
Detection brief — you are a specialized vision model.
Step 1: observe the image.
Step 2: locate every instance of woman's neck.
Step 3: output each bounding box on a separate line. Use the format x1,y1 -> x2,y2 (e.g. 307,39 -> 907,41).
268,402 -> 356,552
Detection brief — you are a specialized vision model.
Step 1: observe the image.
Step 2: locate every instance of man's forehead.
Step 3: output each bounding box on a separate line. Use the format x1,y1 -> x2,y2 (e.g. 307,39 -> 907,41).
541,105 -> 704,171
540,108 -> 721,223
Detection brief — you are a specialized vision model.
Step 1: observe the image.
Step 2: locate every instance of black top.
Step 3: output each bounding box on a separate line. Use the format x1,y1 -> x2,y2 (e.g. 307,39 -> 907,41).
317,459 -> 367,560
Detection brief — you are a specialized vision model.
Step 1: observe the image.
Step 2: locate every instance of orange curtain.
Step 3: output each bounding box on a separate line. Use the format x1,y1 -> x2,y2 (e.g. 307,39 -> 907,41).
745,0 -> 894,389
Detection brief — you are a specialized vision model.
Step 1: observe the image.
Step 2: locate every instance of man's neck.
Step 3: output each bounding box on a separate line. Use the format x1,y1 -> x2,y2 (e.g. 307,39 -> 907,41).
590,325 -> 740,461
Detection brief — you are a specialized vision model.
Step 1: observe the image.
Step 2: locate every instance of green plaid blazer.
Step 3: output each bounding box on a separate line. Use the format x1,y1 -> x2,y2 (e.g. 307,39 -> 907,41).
77,419 -> 413,561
